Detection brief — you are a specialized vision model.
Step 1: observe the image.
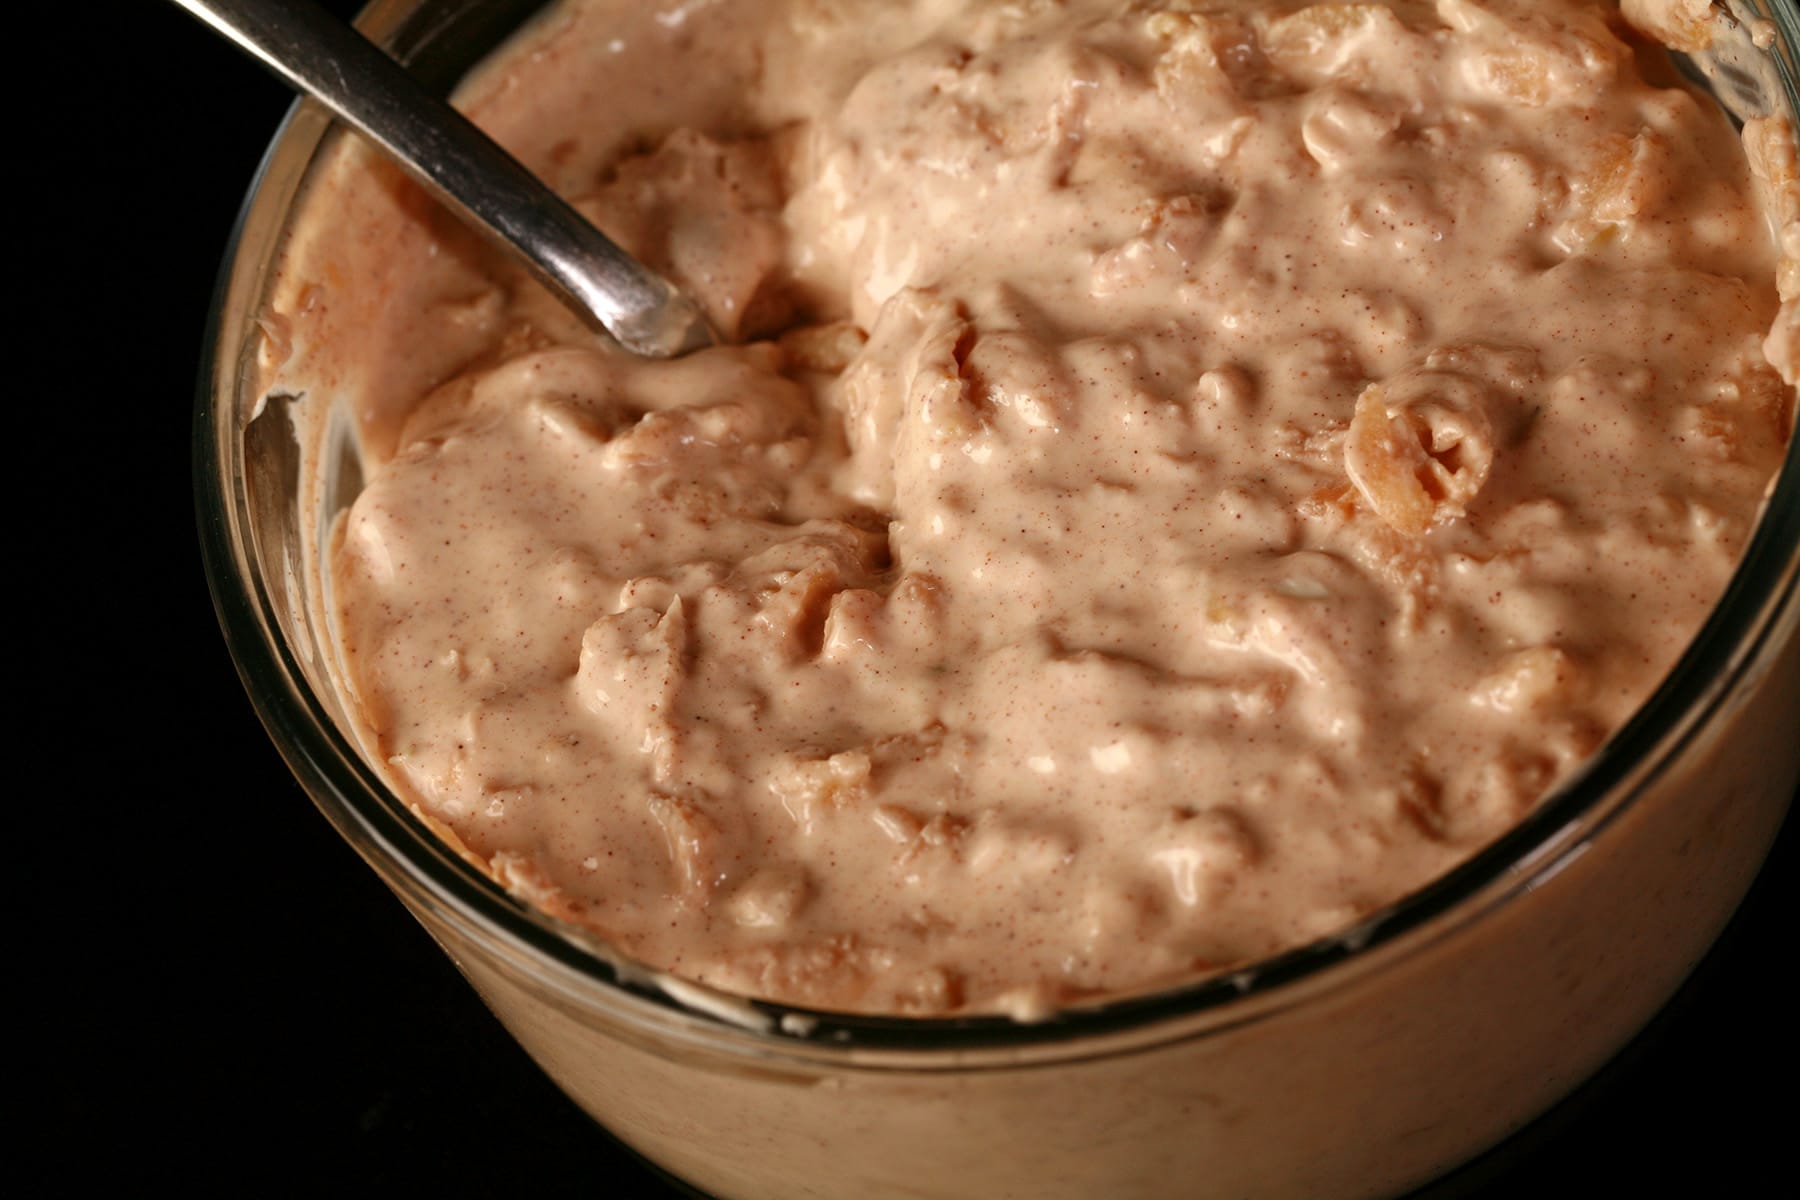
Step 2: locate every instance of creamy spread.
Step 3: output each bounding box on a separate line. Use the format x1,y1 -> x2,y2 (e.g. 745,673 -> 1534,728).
269,0 -> 1795,1017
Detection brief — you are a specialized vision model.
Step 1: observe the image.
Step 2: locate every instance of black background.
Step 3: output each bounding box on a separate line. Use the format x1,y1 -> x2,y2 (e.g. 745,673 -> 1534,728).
30,1 -> 1795,1194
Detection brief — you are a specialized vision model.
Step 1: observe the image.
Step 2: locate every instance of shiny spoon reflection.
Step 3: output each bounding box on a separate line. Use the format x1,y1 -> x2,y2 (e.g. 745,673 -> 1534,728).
173,0 -> 717,358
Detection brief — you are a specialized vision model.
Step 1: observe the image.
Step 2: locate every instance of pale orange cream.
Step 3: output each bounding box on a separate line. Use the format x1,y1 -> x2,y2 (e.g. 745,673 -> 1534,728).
271,0 -> 1795,1017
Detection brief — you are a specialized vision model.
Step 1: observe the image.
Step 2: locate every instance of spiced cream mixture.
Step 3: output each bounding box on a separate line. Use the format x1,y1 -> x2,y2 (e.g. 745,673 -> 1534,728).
269,0 -> 1797,1016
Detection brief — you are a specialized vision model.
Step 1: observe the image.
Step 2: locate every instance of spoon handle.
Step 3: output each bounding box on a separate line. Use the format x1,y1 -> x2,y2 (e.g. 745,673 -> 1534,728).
173,0 -> 716,358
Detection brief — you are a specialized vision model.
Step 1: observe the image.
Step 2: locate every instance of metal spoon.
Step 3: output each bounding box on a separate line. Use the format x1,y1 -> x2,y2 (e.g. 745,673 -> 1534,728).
174,0 -> 717,358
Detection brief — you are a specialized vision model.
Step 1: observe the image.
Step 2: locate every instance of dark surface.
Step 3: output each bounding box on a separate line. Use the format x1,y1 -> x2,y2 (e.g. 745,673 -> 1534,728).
31,0 -> 1795,1193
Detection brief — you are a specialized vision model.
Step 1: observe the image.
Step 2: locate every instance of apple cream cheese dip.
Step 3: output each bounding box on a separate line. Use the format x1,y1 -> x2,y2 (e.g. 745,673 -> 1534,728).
278,0 -> 1796,1017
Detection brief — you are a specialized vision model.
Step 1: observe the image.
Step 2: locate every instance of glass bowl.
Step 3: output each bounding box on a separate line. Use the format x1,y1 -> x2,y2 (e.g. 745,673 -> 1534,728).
197,2 -> 1800,1197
